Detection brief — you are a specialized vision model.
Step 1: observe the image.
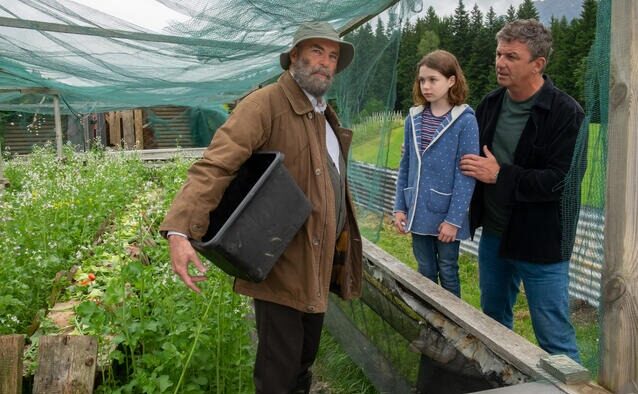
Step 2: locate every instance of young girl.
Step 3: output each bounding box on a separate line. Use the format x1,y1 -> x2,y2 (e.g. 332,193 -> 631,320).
393,50 -> 479,297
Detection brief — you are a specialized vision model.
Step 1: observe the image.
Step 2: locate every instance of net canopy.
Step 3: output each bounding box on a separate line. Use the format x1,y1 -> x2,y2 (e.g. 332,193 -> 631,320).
0,0 -> 420,114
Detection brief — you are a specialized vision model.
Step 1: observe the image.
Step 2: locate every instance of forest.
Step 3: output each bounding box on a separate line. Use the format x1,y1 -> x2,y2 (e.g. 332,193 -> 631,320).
344,0 -> 598,116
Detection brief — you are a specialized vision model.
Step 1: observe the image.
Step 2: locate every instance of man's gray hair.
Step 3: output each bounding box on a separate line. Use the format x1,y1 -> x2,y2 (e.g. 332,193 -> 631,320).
497,19 -> 553,62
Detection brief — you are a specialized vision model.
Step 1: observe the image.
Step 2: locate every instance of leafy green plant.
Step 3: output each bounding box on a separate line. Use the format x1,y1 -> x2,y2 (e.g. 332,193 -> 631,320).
0,145 -> 148,334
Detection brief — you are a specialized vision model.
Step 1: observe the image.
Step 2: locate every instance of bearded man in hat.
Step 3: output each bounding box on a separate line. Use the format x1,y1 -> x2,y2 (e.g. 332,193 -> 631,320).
160,21 -> 362,393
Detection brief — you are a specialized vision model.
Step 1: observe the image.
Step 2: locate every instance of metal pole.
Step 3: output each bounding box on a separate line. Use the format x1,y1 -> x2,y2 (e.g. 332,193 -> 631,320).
53,95 -> 63,158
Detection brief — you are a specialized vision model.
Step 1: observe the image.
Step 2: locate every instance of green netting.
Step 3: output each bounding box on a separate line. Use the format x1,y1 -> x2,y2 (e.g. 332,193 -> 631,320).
0,0 -> 614,385
0,0 -> 414,113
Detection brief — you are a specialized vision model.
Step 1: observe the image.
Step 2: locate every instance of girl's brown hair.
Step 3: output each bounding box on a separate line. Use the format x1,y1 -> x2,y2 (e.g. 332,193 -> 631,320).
411,50 -> 468,106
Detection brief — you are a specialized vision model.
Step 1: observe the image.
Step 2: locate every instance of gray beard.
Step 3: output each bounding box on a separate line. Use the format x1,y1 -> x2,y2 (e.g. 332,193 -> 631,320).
290,58 -> 333,98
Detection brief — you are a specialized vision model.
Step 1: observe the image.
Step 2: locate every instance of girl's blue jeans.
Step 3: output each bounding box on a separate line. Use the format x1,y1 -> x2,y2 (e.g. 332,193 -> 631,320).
412,233 -> 461,297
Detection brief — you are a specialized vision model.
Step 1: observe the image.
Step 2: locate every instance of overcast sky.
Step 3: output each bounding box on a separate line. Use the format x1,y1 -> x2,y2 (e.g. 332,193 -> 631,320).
73,0 -> 528,32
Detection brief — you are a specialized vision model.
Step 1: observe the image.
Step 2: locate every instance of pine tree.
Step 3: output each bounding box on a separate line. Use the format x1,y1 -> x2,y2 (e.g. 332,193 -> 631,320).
396,20 -> 420,111
469,3 -> 483,35
573,0 -> 598,105
516,0 -> 540,20
466,5 -> 493,106
450,0 -> 470,56
545,16 -> 574,96
505,5 -> 517,22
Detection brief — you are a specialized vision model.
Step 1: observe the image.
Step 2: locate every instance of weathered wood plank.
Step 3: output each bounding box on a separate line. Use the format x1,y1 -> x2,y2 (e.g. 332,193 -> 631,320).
540,355 -> 590,385
33,335 -> 97,394
121,110 -> 135,148
362,238 -> 610,394
600,0 -> 638,392
134,109 -> 144,148
325,296 -> 413,394
0,335 -> 24,394
361,271 -> 420,341
108,112 -> 121,146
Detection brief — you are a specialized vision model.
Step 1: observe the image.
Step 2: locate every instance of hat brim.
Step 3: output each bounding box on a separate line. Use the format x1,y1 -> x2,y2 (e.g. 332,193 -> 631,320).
280,38 -> 354,74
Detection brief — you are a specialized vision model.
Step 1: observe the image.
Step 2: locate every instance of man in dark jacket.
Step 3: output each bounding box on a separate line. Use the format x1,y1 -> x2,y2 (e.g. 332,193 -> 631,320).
160,22 -> 362,393
460,19 -> 585,362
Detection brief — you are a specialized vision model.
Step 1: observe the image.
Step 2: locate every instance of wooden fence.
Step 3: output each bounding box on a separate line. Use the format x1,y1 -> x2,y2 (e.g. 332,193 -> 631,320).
0,334 -> 97,394
348,160 -> 605,308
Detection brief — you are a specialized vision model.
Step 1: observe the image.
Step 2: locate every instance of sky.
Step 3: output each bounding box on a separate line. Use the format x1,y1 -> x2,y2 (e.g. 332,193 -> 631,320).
72,0 -> 528,32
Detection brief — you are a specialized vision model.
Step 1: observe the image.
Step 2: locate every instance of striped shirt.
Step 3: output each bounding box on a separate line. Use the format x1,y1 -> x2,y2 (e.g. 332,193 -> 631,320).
420,106 -> 449,153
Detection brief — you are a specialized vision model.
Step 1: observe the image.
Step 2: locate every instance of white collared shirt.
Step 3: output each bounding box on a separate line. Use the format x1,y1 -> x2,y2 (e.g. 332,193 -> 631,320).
301,90 -> 341,174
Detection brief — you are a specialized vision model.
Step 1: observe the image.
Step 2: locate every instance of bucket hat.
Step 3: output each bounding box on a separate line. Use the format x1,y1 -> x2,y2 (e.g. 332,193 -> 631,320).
280,21 -> 355,74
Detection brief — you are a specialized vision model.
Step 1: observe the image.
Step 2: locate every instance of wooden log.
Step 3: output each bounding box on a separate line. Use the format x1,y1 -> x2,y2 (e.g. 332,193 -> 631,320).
121,110 -> 135,149
0,335 -> 24,394
33,335 -> 97,394
600,0 -> 638,392
134,109 -> 144,149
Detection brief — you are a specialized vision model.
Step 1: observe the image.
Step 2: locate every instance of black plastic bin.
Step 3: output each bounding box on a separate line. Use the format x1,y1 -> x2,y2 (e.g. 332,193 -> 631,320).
190,151 -> 312,282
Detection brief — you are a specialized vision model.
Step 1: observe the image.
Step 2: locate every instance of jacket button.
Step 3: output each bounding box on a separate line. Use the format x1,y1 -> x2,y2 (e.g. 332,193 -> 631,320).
312,237 -> 319,246
307,306 -> 315,312
308,112 -> 314,119
315,168 -> 321,176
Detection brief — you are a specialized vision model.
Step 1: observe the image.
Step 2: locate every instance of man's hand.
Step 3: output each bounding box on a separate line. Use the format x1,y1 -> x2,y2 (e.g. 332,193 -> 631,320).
168,235 -> 208,293
460,145 -> 500,184
394,211 -> 408,234
438,222 -> 458,243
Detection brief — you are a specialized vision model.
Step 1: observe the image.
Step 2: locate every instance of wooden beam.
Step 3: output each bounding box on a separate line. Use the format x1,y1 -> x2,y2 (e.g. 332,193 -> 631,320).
53,95 -> 63,158
0,16 -> 275,52
121,110 -> 135,148
362,238 -> 610,394
0,139 -> 5,193
0,335 -> 24,394
134,109 -> 144,149
0,87 -> 58,94
108,111 -> 121,146
33,335 -> 97,394
600,0 -> 638,392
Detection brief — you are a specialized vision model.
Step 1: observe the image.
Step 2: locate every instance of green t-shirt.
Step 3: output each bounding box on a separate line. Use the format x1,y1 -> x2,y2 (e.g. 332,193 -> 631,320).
482,89 -> 540,233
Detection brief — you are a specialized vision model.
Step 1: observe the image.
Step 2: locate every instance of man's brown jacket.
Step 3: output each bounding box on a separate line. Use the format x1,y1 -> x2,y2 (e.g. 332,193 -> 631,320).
160,71 -> 362,313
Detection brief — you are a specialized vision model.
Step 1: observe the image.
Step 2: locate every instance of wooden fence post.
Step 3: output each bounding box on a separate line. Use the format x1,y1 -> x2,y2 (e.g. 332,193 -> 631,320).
122,110 -> 135,148
108,111 -> 121,147
600,0 -> 638,392
0,335 -> 24,394
0,139 -> 6,194
33,335 -> 98,394
134,109 -> 144,149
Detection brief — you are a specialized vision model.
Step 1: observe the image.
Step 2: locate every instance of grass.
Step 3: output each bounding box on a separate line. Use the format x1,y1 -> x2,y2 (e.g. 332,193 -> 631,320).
580,123 -> 605,208
313,332 -> 378,393
351,114 -> 404,169
352,117 -> 606,209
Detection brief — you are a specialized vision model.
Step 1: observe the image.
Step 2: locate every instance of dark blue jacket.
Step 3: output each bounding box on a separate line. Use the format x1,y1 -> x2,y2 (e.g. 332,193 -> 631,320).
469,76 -> 586,262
